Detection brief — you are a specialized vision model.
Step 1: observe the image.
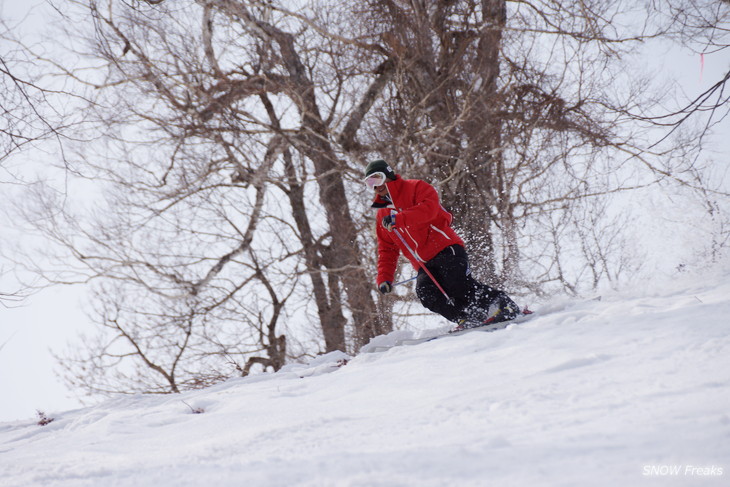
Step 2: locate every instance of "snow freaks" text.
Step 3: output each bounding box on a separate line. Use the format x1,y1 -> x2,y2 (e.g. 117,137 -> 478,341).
643,465 -> 724,477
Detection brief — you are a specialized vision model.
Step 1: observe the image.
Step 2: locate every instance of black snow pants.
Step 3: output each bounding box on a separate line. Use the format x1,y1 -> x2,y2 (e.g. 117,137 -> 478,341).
415,244 -> 519,324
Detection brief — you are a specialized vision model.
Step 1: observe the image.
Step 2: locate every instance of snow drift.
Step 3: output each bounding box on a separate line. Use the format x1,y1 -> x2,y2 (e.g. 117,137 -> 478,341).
1,277 -> 729,486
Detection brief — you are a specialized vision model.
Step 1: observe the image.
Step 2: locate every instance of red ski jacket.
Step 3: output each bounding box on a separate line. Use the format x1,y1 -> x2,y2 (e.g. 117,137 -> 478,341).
372,176 -> 464,285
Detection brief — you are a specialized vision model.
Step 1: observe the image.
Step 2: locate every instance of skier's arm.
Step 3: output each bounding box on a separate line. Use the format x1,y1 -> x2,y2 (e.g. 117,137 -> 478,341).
376,220 -> 400,285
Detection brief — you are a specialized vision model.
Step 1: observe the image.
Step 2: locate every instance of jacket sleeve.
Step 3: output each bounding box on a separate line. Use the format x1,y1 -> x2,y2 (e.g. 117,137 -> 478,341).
376,216 -> 400,284
395,180 -> 441,229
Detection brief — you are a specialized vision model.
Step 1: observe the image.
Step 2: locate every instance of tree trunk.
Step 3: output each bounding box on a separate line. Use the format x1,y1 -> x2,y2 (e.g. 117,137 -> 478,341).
266,31 -> 385,350
282,148 -> 348,352
443,0 -> 509,284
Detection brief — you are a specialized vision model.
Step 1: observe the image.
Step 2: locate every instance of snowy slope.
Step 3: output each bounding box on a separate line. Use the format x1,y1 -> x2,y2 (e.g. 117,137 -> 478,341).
1,278 -> 729,487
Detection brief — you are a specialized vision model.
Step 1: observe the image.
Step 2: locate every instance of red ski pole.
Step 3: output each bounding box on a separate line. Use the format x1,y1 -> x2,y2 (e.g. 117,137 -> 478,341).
392,228 -> 454,306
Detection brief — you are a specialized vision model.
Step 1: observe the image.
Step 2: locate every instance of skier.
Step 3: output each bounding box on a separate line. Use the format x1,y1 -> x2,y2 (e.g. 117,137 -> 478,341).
364,159 -> 521,329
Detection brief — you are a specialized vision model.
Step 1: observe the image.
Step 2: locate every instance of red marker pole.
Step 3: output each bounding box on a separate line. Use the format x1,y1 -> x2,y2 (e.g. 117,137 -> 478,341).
392,228 -> 454,306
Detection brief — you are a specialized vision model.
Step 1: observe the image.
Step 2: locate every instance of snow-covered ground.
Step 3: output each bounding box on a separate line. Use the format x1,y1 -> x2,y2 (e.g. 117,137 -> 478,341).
1,277 -> 729,487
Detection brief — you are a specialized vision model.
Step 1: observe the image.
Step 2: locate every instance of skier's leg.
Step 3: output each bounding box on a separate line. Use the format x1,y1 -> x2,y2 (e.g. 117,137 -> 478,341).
466,279 -> 520,323
416,271 -> 460,322
415,245 -> 471,322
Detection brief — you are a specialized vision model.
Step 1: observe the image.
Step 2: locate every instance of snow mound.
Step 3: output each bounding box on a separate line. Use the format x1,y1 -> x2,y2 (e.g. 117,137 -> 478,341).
278,350 -> 352,378
360,326 -> 452,353
360,329 -> 417,353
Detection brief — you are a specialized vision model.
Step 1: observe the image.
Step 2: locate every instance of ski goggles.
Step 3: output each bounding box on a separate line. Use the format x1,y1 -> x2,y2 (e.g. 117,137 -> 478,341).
364,171 -> 387,190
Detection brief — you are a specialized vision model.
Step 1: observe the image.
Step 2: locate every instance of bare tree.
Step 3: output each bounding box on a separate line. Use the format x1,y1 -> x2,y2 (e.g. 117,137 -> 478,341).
10,0 -> 729,397
1,7 -> 94,307
0,7 -> 92,169
0,24 -> 50,164
342,0 -> 729,293
14,0 -> 398,394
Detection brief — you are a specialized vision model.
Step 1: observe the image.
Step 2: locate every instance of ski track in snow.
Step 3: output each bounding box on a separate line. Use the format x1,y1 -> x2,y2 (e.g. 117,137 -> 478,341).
1,279 -> 729,486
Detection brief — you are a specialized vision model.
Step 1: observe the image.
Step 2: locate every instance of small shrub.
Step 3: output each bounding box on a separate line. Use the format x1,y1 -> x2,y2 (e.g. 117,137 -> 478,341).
36,410 -> 55,426
182,400 -> 204,414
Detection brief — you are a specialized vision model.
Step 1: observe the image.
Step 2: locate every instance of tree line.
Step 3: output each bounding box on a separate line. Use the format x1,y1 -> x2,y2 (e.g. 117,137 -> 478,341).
1,0 -> 728,396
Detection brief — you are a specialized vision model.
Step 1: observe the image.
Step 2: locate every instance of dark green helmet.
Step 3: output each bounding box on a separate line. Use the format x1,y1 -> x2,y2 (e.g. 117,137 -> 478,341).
364,159 -> 396,180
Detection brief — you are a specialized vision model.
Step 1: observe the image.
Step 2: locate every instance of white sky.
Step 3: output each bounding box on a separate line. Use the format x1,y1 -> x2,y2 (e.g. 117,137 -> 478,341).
1,286 -> 91,421
1,2 -> 729,422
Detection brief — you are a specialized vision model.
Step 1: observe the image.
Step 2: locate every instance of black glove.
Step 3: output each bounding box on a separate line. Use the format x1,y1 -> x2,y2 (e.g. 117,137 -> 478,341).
378,281 -> 392,295
381,215 -> 396,232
